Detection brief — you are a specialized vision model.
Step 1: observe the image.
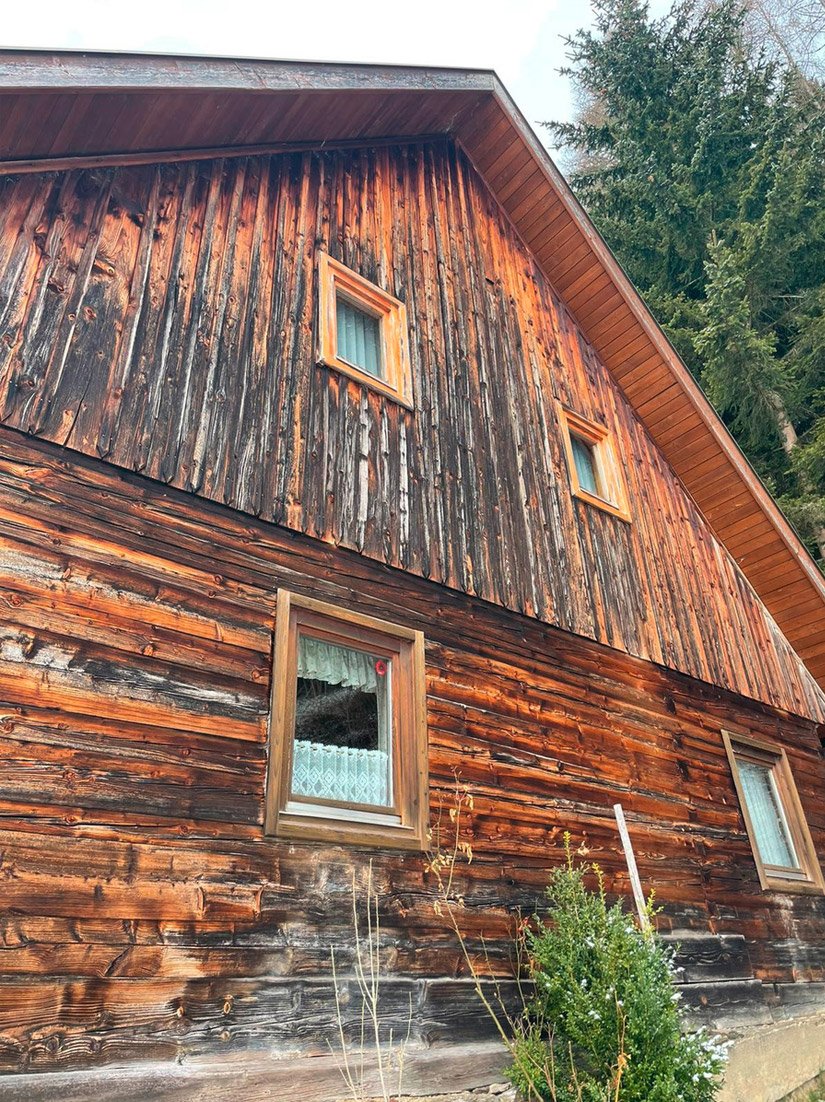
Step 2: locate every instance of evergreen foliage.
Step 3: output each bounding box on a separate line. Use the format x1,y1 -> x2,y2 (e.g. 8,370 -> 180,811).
545,0 -> 825,565
509,850 -> 726,1101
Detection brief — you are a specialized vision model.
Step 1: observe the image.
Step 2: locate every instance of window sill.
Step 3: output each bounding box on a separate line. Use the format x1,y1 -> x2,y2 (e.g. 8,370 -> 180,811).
317,355 -> 414,410
284,799 -> 402,827
760,874 -> 825,896
572,486 -> 632,523
275,806 -> 425,850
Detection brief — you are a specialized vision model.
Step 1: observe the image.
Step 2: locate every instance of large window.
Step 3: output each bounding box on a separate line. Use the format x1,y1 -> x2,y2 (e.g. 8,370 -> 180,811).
556,402 -> 630,522
265,590 -> 428,849
317,253 -> 413,408
722,731 -> 824,893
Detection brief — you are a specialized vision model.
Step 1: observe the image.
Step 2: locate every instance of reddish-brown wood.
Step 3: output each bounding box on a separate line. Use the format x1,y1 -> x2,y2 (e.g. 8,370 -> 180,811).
0,106 -> 822,1088
0,142 -> 819,722
0,52 -> 822,692
0,428 -> 822,1075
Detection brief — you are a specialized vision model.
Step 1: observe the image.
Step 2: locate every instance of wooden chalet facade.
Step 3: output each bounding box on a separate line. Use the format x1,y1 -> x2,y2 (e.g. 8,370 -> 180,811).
0,50 -> 824,1097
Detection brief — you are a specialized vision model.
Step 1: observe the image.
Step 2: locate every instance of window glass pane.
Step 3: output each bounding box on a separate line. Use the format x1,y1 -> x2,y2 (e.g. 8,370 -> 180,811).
336,296 -> 383,379
738,758 -> 798,868
292,634 -> 392,807
571,434 -> 599,496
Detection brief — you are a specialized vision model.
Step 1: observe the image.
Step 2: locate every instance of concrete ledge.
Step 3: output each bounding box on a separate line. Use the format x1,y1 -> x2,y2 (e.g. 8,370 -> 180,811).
720,1012 -> 825,1102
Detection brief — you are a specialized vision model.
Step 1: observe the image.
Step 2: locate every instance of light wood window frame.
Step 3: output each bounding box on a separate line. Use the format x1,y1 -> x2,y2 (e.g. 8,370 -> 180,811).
722,730 -> 824,894
317,253 -> 413,409
557,402 -> 630,522
265,589 -> 428,850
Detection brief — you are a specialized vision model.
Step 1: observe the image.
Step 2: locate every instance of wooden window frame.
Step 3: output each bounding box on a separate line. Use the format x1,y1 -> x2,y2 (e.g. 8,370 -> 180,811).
265,589 -> 428,850
556,402 -> 630,522
317,253 -> 413,409
722,730 -> 824,894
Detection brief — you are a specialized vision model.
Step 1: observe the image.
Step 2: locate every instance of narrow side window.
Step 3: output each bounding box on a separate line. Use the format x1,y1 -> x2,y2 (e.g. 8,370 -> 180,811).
722,730 -> 824,893
265,590 -> 428,850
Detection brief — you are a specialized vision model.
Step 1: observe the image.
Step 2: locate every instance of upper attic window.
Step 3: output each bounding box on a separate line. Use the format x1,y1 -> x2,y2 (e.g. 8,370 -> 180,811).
557,402 -> 630,522
337,297 -> 383,379
571,434 -> 599,496
318,253 -> 413,408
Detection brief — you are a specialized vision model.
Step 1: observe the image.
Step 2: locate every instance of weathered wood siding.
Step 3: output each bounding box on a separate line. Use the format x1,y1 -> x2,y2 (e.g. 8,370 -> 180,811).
0,429 -> 823,1074
0,141 -> 820,721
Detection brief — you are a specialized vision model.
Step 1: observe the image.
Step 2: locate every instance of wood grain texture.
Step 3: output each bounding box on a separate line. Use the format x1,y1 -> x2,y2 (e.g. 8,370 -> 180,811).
0,1042 -> 512,1102
0,142 -> 820,722
0,429 -> 823,1073
0,51 -> 822,690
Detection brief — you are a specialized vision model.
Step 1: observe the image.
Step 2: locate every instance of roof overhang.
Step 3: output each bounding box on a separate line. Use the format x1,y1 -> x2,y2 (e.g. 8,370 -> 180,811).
1,49 -> 823,689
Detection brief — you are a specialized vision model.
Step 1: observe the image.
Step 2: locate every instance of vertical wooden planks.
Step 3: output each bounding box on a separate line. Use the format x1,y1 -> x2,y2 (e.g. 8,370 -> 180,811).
0,144 -> 820,721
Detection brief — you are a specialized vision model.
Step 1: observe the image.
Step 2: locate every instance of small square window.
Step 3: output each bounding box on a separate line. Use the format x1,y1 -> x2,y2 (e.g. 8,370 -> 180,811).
265,590 -> 428,849
722,731 -> 824,894
318,253 -> 413,408
557,402 -> 630,522
336,296 -> 384,380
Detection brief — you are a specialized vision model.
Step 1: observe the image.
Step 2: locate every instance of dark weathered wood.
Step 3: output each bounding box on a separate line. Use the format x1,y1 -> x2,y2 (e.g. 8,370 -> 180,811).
678,979 -> 774,1029
0,134 -> 447,177
0,428 -> 822,1075
0,143 -> 820,721
0,1042 -> 510,1102
662,932 -> 753,983
0,53 -> 822,687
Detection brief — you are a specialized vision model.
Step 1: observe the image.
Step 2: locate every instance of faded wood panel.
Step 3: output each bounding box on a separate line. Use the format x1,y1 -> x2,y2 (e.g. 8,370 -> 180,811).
0,144 -> 820,721
0,430 -> 823,1073
0,1041 -> 511,1102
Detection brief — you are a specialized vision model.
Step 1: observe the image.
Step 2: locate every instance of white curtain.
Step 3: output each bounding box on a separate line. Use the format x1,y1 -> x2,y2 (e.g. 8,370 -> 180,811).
298,635 -> 381,692
292,741 -> 390,806
292,635 -> 391,807
738,760 -> 797,868
337,296 -> 383,380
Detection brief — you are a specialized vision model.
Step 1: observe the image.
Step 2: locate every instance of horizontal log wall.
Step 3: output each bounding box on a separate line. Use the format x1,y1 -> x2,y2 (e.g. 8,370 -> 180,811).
0,429 -> 823,1074
0,142 -> 820,721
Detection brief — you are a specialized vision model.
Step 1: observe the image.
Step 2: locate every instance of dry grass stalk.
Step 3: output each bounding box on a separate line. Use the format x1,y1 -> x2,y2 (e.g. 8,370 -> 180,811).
331,859 -> 412,1102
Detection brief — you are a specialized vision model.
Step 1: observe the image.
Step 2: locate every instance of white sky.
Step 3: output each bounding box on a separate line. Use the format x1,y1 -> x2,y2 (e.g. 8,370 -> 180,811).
0,0 -> 671,163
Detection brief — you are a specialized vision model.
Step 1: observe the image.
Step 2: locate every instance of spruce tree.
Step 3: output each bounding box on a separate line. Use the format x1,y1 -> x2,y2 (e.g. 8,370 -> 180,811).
547,0 -> 825,564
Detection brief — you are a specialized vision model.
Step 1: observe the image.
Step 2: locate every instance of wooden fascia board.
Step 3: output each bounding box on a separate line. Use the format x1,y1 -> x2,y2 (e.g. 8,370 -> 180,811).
0,49 -> 499,95
0,134 -> 450,178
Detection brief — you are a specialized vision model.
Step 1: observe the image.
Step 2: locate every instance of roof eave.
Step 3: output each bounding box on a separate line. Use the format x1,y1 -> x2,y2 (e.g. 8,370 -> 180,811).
0,49 -> 822,688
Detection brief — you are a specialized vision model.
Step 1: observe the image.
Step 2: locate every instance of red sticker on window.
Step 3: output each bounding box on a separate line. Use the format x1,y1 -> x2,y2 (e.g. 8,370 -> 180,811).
375,659 -> 387,676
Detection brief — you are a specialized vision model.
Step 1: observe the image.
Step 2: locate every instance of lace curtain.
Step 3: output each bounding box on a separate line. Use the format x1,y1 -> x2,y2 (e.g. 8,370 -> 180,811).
292,634 -> 391,807
298,636 -> 382,694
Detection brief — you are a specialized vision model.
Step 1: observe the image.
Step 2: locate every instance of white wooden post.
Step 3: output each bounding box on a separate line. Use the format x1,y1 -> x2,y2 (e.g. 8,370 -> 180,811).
613,803 -> 651,931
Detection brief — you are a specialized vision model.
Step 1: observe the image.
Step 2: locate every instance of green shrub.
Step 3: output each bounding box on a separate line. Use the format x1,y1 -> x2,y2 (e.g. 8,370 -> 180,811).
509,845 -> 726,1101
